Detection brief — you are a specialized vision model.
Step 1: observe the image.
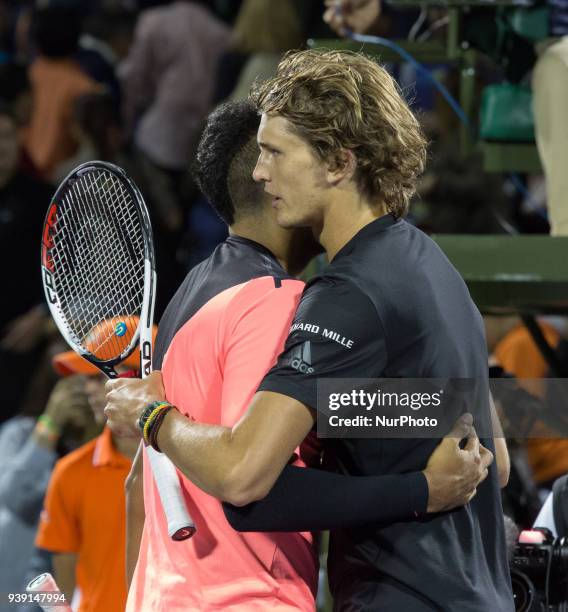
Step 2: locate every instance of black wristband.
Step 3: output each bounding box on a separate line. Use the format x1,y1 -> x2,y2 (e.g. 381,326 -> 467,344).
138,401 -> 170,434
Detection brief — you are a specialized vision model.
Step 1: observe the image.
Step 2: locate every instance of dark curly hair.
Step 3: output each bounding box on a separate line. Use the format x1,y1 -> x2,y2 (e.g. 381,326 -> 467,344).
193,100 -> 263,225
251,49 -> 427,217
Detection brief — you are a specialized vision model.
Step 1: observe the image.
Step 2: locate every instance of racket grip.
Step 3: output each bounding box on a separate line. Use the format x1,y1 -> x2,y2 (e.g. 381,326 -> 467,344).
26,573 -> 72,612
145,446 -> 197,540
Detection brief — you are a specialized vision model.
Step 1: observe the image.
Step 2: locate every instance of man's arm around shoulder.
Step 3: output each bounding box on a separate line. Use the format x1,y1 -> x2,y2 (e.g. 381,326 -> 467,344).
157,390 -> 315,506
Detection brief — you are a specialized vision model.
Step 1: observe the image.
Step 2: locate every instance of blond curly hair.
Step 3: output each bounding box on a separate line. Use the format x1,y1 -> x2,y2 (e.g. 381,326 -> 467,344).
250,49 -> 427,217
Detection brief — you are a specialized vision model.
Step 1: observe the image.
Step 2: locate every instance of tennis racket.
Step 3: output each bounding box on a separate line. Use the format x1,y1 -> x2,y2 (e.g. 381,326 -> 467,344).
26,572 -> 71,612
41,160 -> 195,541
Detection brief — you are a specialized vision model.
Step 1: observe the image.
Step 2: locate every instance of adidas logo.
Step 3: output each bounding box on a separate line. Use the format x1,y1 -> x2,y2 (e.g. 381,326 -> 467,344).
285,341 -> 314,374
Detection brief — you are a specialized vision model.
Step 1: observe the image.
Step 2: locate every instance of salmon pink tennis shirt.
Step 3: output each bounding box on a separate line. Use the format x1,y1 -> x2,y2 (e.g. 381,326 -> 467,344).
127,236 -> 318,612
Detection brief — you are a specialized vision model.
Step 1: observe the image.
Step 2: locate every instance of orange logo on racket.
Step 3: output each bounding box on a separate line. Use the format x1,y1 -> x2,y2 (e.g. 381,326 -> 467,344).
42,203 -> 58,272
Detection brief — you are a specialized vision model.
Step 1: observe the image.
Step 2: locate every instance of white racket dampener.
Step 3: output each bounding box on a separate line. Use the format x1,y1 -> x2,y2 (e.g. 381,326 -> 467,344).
41,160 -> 195,540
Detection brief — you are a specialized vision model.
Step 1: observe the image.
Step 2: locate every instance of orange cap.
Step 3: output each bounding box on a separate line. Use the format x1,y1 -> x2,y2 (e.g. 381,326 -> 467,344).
52,316 -> 158,376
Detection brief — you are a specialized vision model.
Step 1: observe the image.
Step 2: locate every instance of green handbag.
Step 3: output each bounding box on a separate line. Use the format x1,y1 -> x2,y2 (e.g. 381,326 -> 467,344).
479,82 -> 535,142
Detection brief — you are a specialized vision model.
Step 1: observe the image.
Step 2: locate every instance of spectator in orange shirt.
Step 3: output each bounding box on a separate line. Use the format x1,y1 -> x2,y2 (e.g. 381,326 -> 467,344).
35,319 -> 156,612
24,5 -> 100,181
489,317 -> 568,487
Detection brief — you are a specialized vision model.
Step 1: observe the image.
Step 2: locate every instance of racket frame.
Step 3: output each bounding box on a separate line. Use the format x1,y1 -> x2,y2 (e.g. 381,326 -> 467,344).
41,161 -> 155,378
41,160 -> 196,541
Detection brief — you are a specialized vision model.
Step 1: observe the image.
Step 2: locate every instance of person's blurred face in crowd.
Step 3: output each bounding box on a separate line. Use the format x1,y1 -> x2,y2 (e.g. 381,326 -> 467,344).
46,375 -> 102,451
84,374 -> 107,426
0,110 -> 20,188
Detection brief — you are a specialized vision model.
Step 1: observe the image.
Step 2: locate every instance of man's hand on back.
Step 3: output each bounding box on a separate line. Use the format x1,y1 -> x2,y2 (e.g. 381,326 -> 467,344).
423,414 -> 493,513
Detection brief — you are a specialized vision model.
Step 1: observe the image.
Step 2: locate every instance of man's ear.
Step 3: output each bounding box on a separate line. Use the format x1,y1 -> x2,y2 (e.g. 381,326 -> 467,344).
325,149 -> 357,187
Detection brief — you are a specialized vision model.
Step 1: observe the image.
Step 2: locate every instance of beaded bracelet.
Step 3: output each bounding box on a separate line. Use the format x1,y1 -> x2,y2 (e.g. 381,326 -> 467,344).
148,405 -> 173,452
138,401 -> 170,434
143,403 -> 175,448
143,406 -> 166,444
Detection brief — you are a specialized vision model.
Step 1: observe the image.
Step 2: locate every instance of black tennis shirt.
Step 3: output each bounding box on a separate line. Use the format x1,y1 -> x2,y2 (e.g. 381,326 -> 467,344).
259,215 -> 514,611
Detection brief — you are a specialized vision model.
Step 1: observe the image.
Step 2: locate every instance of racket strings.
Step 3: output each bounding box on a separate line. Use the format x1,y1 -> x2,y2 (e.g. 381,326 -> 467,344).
49,169 -> 147,360
58,181 -> 143,357
85,172 -> 144,358
62,177 -> 135,355
81,173 -> 144,312
78,170 -> 145,356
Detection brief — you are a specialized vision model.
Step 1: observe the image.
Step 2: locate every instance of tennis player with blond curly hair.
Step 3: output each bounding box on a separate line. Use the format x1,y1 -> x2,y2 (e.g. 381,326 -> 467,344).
106,50 -> 513,611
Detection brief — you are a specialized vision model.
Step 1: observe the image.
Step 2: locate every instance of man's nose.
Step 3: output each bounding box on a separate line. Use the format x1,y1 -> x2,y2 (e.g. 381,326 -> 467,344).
252,156 -> 268,183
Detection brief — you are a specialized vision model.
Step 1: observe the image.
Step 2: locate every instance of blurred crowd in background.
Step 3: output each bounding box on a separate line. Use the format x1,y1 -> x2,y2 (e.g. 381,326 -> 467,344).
0,0 -> 565,610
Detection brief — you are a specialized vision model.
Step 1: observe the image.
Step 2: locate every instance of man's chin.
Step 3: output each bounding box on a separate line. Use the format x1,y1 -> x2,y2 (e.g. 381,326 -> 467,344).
276,211 -> 307,230
275,213 -> 296,229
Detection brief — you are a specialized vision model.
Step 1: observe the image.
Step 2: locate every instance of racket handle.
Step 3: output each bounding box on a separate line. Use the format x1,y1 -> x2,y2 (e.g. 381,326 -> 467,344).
145,446 -> 196,540
26,573 -> 72,612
